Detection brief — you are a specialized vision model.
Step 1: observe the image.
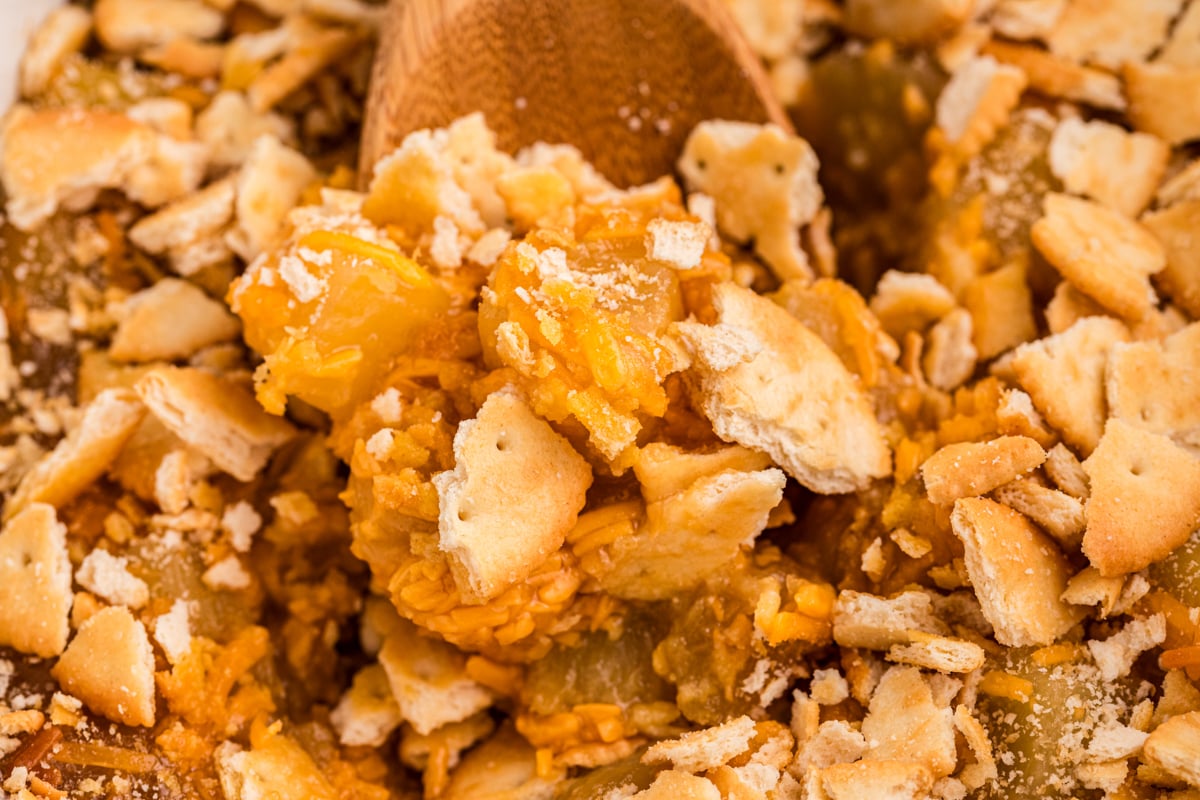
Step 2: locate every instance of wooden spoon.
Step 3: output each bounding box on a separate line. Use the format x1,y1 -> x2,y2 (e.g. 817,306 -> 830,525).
360,0 -> 791,188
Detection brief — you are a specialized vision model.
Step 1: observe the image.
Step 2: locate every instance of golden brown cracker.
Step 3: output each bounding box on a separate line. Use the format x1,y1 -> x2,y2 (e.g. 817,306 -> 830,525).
951,497 -> 1084,646
1082,419 -> 1200,576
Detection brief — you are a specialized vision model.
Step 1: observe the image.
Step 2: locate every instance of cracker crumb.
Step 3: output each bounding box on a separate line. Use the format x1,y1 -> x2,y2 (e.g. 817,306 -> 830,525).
645,218 -> 710,270
153,600 -> 192,665
202,555 -> 253,591
76,548 -> 149,609
1086,614 -> 1167,682
221,501 -> 262,554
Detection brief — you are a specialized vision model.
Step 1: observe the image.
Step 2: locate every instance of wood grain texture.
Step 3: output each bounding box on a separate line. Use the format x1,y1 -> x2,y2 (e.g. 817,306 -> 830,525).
360,0 -> 791,188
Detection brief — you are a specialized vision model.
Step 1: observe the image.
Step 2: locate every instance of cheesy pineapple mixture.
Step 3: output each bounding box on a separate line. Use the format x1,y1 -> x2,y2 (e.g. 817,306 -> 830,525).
1,1 -> 1200,799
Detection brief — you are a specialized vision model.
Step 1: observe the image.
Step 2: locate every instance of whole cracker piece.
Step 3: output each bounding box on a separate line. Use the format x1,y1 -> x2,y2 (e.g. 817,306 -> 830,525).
951,497 -> 1085,646
675,283 -> 890,494
1081,419 -> 1200,576
433,388 -> 591,603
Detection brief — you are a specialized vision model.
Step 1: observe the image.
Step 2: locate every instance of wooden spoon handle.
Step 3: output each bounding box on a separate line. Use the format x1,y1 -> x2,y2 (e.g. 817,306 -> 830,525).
360,0 -> 791,187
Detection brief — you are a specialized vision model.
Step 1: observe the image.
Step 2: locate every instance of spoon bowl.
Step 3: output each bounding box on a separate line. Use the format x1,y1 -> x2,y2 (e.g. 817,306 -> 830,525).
360,0 -> 791,187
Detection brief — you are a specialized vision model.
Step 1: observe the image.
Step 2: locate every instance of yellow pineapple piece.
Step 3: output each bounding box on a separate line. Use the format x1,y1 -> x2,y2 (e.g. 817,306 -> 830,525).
231,228 -> 450,417
479,201 -> 697,464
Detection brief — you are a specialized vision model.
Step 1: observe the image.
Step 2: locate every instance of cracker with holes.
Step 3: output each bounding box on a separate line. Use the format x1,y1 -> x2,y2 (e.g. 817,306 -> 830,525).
433,388 -> 592,603
674,283 -> 891,494
1082,419 -> 1200,576
951,497 -> 1084,646
1031,193 -> 1163,322
1010,316 -> 1129,456
1105,321 -> 1200,453
0,504 -> 72,658
677,120 -> 823,282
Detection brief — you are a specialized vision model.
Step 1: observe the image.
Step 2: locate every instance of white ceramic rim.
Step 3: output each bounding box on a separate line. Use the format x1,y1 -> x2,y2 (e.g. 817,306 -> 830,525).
0,0 -> 68,112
